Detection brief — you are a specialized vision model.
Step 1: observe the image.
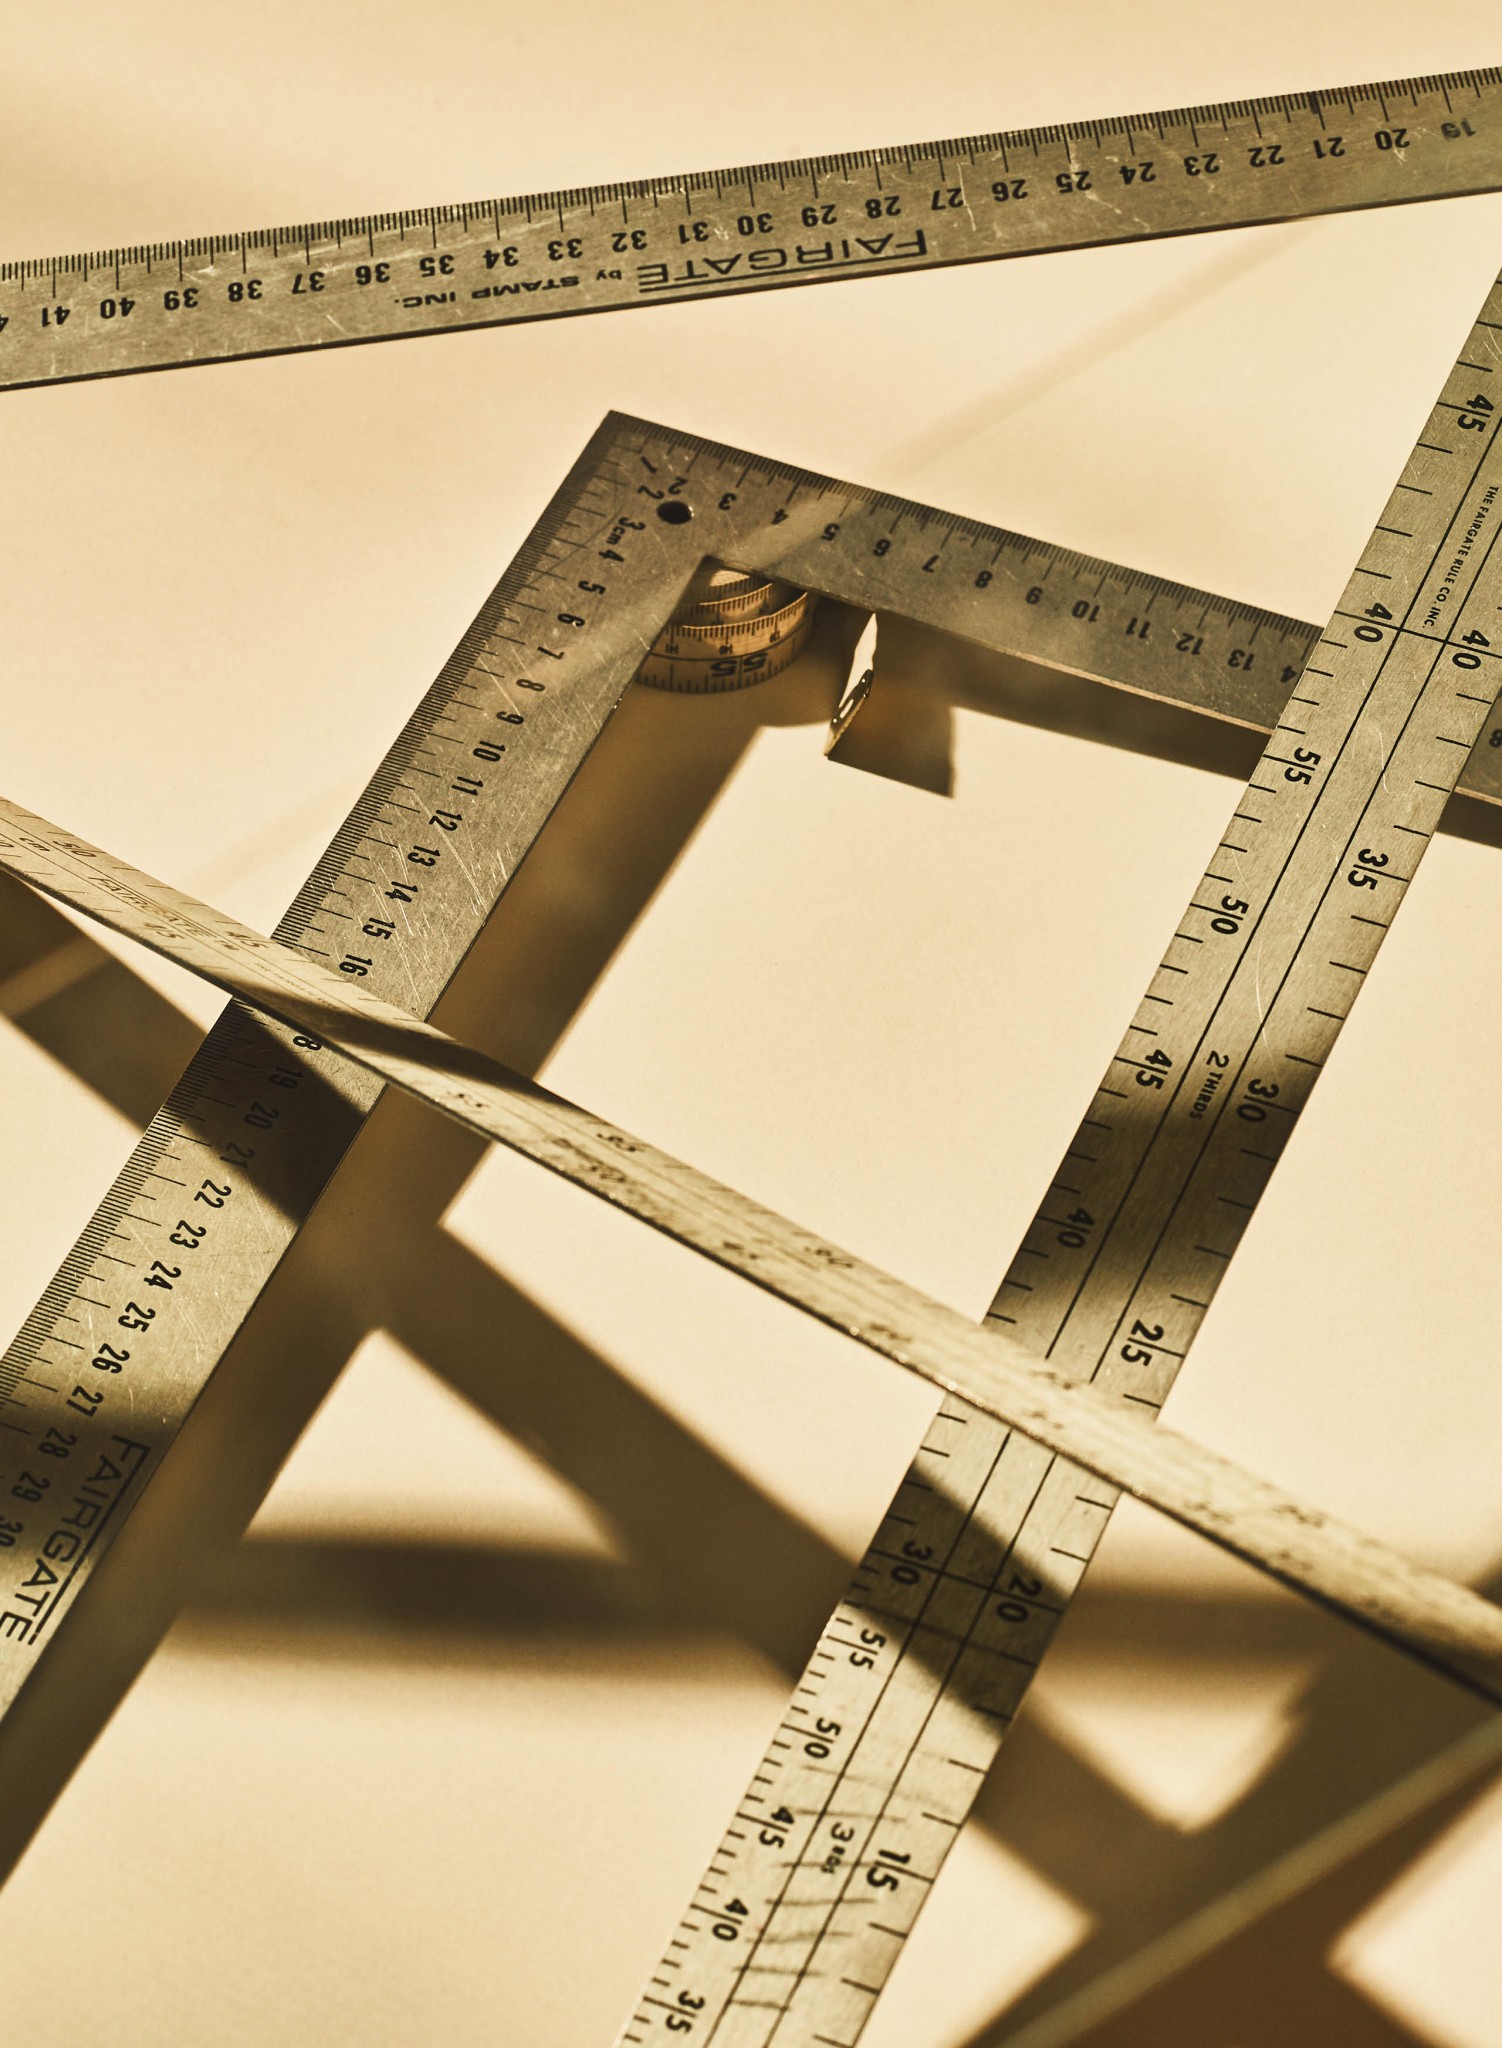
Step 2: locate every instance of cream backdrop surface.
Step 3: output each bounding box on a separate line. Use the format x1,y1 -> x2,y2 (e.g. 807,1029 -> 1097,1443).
4,4 -> 1502,2044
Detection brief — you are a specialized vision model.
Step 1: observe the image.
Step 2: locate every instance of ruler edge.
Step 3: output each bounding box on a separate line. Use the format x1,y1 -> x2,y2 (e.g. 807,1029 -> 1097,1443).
6,64 -> 1499,279
276,408 -> 641,951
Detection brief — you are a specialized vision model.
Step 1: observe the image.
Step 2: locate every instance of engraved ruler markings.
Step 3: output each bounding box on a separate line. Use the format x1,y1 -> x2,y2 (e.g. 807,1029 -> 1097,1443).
2,69 -> 1500,388
616,293 -> 1502,2044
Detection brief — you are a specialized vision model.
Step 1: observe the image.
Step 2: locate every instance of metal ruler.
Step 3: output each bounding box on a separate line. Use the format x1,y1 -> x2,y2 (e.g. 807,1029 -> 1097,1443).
3,67 -> 1502,390
610,309 -> 1502,2035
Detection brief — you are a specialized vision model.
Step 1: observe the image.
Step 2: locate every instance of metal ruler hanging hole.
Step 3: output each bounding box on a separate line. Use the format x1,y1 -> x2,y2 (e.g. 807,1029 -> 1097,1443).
639,558 -> 817,693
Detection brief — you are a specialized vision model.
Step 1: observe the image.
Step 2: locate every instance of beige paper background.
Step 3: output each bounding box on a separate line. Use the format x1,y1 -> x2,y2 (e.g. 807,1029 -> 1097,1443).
4,3 -> 1502,2042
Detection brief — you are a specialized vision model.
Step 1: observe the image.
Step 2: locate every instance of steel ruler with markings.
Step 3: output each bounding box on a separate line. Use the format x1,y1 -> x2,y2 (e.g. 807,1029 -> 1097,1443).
620,309 -> 1502,2045
2,65 -> 1502,390
3,245 -> 1502,2048
4,790 -> 1500,1686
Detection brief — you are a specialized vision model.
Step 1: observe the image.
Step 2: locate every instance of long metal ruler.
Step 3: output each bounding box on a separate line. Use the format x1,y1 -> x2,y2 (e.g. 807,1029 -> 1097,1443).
609,302 -> 1502,2036
3,66 -> 1501,389
4,790 -> 1501,1704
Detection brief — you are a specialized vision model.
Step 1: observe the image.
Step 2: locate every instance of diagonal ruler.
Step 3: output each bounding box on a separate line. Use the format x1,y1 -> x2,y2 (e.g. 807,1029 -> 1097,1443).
18,870 -> 1495,2048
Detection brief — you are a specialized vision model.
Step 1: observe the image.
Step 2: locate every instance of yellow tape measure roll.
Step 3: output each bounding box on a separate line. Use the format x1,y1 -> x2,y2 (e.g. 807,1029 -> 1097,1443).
638,562 -> 816,692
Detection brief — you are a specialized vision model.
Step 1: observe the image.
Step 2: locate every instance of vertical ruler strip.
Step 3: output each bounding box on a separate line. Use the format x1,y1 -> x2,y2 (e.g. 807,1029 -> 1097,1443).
618,280 -> 1502,2046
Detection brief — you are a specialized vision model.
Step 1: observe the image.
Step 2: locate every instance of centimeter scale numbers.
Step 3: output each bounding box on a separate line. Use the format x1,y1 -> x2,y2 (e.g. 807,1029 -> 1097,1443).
616,317 -> 1502,2042
2,69 -> 1501,387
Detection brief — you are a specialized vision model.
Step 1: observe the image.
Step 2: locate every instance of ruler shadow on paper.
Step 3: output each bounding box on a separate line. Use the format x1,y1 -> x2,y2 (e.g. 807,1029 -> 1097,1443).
837,613 -> 1502,855
3,611 -> 1499,2043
